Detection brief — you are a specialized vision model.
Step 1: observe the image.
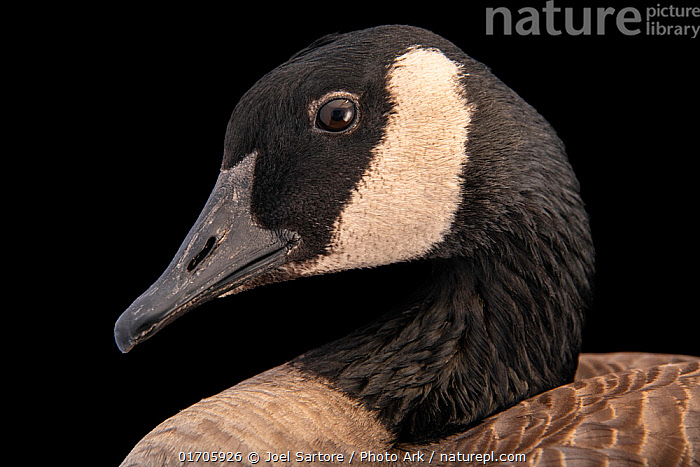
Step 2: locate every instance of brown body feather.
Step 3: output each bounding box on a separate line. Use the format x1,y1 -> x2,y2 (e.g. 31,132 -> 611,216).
122,353 -> 699,466
420,354 -> 699,466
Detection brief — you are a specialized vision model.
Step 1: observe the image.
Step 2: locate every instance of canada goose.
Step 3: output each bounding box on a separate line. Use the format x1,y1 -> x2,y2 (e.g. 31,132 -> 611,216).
115,25 -> 699,466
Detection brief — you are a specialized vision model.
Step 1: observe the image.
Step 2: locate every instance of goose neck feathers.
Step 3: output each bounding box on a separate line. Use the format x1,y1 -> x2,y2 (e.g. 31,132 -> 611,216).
296,234 -> 590,443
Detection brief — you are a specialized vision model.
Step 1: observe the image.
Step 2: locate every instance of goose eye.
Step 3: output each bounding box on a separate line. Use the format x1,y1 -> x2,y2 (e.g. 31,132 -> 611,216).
316,98 -> 356,132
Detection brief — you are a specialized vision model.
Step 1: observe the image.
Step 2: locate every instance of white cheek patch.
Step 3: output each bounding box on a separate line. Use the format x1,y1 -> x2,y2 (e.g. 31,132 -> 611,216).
292,47 -> 473,276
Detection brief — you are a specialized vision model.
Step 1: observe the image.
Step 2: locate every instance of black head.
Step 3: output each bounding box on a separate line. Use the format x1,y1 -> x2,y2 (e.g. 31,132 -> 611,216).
222,26 -> 475,266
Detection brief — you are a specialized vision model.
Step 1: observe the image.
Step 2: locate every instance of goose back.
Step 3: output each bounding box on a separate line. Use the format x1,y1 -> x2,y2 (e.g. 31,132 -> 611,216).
121,355 -> 699,466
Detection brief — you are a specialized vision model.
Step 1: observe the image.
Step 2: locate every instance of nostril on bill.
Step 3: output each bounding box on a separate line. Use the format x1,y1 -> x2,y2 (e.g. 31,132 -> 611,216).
187,236 -> 216,272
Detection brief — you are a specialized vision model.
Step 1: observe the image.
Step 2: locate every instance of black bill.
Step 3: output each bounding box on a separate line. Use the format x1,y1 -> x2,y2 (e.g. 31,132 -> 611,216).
114,153 -> 298,353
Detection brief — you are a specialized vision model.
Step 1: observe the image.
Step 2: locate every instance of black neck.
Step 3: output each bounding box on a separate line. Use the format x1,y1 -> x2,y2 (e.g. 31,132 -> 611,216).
293,241 -> 589,444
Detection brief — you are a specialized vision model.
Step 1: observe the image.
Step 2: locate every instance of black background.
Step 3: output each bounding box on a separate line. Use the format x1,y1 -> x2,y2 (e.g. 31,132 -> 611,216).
27,2 -> 697,464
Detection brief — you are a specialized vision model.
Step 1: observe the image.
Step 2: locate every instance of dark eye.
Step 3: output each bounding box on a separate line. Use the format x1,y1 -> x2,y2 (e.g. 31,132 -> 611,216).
316,98 -> 356,132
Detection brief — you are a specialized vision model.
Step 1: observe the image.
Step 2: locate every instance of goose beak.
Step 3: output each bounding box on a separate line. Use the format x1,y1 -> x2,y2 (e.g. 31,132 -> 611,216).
114,153 -> 298,353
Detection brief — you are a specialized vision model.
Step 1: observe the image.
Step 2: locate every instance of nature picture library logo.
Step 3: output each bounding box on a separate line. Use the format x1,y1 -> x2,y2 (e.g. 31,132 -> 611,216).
486,1 -> 700,38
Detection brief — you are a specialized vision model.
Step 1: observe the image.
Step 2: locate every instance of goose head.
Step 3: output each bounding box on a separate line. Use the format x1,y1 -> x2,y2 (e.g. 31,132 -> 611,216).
115,25 -> 594,443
